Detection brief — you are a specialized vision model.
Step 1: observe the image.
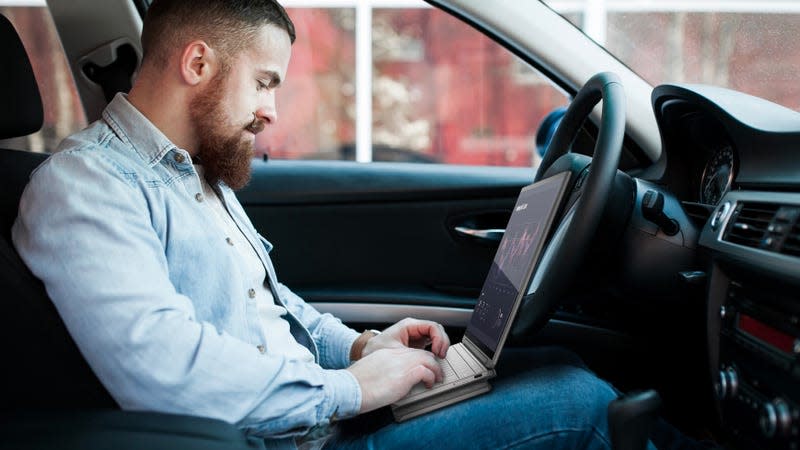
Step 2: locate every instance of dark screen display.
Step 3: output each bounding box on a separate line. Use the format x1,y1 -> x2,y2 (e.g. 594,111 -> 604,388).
737,313 -> 796,354
465,175 -> 566,357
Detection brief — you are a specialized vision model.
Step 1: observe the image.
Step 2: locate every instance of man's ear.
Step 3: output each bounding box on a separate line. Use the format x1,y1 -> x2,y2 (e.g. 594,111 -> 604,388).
179,40 -> 218,86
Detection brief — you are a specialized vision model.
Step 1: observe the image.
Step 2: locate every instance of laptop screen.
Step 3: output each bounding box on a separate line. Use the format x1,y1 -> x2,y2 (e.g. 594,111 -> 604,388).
463,171 -> 570,360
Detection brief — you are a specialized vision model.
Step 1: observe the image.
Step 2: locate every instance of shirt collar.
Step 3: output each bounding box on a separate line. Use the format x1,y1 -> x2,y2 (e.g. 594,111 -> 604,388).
102,92 -> 184,167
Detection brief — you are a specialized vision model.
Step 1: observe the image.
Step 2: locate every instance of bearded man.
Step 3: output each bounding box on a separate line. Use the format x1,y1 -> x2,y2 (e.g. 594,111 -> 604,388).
11,1 -> 654,449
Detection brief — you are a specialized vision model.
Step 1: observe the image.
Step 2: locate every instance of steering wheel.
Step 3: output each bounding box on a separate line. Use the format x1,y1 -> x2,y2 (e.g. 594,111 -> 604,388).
511,72 -> 626,336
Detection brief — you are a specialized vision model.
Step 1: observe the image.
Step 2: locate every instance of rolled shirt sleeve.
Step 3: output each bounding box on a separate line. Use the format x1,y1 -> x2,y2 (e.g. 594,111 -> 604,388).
275,281 -> 361,370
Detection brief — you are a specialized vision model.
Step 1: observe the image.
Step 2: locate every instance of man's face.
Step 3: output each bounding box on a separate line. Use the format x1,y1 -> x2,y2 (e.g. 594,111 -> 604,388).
190,24 -> 291,189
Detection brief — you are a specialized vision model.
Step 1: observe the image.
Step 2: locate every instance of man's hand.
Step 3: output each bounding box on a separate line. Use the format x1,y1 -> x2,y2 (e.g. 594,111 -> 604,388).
346,347 -> 443,413
362,318 -> 450,359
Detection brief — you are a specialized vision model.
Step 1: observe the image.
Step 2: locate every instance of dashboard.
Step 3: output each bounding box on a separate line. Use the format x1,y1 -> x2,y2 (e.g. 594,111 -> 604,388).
653,84 -> 800,206
651,84 -> 800,449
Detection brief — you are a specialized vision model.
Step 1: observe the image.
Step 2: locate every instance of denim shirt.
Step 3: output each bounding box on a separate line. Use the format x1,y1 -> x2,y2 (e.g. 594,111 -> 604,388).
11,94 -> 362,445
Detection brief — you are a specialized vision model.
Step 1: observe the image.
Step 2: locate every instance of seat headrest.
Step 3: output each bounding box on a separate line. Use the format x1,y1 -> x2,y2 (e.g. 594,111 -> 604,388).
0,14 -> 43,140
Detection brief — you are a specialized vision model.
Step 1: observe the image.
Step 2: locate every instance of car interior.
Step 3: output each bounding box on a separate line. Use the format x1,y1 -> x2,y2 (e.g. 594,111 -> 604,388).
1,1 -> 799,449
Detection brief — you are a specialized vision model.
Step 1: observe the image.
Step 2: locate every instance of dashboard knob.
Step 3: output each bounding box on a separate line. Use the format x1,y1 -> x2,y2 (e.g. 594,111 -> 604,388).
716,366 -> 738,399
716,370 -> 728,399
725,367 -> 738,398
759,398 -> 792,438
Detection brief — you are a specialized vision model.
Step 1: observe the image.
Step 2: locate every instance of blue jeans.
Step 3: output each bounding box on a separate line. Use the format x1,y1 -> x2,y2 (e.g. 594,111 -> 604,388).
325,346 -> 658,450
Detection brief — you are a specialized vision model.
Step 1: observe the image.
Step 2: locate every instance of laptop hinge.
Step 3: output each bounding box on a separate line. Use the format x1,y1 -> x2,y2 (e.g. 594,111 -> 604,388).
461,336 -> 493,369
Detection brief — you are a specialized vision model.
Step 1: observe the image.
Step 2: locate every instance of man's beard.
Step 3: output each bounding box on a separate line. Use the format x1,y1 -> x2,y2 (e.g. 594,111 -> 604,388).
189,76 -> 263,190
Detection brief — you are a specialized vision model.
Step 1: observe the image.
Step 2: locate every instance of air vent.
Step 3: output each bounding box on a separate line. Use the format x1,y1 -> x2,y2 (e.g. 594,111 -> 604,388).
723,202 -> 780,249
781,221 -> 800,257
723,202 -> 800,255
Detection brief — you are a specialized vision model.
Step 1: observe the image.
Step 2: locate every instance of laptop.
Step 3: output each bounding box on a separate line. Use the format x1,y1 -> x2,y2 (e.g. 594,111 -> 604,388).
391,170 -> 572,422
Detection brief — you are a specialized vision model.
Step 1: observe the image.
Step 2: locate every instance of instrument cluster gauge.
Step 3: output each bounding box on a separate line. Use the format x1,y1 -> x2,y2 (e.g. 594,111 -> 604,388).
700,145 -> 736,206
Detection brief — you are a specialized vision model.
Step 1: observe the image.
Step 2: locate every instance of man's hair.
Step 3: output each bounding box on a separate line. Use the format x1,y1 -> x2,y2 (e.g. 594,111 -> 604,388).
141,0 -> 296,67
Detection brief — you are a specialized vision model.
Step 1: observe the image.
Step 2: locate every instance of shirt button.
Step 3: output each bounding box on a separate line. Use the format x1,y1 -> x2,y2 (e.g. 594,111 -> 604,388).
195,193 -> 204,202
257,345 -> 266,354
248,288 -> 256,298
174,153 -> 185,163
226,237 -> 234,246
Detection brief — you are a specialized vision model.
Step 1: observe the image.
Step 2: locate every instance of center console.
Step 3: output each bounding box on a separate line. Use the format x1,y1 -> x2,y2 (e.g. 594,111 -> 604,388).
714,281 -> 800,449
700,194 -> 800,450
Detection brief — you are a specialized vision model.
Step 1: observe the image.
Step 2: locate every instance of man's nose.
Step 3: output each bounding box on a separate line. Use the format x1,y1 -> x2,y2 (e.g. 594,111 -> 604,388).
255,95 -> 277,125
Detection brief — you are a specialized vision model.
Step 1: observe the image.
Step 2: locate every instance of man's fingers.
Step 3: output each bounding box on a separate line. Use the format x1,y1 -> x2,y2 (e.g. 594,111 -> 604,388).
412,363 -> 440,388
430,323 -> 450,358
413,321 -> 449,358
405,349 -> 442,386
404,320 -> 450,354
421,350 -> 444,383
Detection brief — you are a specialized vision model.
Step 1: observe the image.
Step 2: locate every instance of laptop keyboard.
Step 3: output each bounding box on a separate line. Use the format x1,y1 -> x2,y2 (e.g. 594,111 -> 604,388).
439,351 -> 474,383
407,345 -> 479,396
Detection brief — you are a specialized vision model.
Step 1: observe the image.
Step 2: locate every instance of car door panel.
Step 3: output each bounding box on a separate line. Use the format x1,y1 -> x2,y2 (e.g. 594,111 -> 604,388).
239,160 -> 534,325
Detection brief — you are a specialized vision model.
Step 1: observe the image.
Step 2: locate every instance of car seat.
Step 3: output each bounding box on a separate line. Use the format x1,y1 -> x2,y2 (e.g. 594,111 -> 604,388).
0,13 -> 257,450
0,12 -> 117,412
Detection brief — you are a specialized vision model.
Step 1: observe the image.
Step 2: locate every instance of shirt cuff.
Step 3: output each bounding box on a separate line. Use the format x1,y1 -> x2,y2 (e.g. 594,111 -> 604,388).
321,368 -> 362,421
317,320 -> 360,369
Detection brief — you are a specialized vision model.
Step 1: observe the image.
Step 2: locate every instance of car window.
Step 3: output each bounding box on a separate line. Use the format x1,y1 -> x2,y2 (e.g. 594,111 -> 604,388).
0,4 -> 87,153
6,1 -> 571,167
541,0 -> 800,112
256,3 -> 570,168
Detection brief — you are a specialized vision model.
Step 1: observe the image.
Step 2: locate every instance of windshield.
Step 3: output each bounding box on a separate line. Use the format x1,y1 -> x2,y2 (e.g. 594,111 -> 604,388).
541,0 -> 800,111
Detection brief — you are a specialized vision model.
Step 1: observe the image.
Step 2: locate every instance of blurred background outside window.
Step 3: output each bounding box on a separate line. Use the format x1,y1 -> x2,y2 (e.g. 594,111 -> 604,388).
263,2 -> 567,168
3,0 -> 799,169
543,0 -> 800,112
